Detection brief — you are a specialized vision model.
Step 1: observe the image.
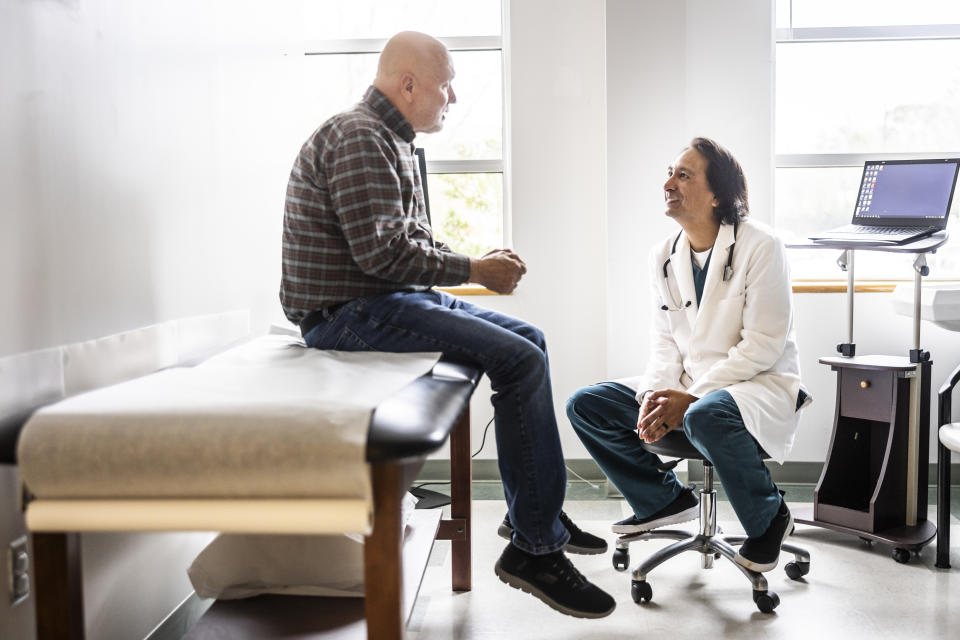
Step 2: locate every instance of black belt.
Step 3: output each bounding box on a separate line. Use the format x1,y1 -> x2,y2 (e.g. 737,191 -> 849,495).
299,302 -> 348,338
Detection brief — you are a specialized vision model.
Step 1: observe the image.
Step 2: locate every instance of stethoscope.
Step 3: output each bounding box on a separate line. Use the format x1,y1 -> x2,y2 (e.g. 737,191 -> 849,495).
660,221 -> 738,311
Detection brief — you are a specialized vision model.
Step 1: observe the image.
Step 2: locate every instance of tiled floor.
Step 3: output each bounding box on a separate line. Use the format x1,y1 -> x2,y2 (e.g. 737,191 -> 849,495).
407,483 -> 960,640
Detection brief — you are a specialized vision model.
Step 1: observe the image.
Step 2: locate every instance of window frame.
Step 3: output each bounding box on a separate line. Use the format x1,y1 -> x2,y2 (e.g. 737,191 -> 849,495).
775,23 -> 960,170
775,19 -> 960,286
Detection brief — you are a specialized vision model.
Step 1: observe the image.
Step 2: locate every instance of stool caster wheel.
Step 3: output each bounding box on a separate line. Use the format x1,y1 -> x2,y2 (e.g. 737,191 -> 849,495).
892,548 -> 911,564
612,548 -> 629,571
784,560 -> 809,580
631,580 -> 652,603
752,589 -> 780,613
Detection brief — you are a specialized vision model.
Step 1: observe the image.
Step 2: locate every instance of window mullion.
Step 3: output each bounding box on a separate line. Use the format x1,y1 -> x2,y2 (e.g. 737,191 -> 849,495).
778,153 -> 960,169
305,35 -> 502,55
425,159 -> 502,174
777,24 -> 960,43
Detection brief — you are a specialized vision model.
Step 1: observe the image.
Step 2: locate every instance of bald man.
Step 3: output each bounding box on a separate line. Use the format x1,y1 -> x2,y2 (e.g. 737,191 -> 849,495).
280,32 -> 614,618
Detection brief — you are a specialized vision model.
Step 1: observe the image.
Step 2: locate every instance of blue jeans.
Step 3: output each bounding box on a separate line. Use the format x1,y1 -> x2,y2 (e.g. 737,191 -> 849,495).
303,290 -> 569,555
567,382 -> 781,537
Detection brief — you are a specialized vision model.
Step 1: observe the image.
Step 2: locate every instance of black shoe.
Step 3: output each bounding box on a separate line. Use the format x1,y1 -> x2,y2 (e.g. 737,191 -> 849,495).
497,511 -> 608,555
611,486 -> 699,534
735,498 -> 794,572
494,543 -> 616,619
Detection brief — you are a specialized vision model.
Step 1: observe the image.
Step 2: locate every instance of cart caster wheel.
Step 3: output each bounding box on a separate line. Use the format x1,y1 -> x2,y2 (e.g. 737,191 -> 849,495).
752,589 -> 780,613
892,548 -> 911,564
784,560 -> 810,580
613,548 -> 630,571
714,552 -> 722,559
631,580 -> 652,603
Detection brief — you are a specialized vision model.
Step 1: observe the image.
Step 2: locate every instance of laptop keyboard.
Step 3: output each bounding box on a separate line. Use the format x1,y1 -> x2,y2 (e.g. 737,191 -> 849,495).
850,225 -> 930,235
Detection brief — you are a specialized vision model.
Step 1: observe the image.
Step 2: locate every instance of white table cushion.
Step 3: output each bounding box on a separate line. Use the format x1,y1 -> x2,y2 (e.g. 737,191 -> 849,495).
940,422 -> 960,452
18,336 -> 440,505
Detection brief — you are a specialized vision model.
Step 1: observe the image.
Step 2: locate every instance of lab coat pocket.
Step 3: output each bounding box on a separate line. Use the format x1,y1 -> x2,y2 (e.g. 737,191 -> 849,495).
708,293 -> 745,347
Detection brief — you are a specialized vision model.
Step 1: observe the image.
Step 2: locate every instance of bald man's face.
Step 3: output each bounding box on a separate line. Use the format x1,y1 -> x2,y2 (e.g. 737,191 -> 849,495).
410,51 -> 456,133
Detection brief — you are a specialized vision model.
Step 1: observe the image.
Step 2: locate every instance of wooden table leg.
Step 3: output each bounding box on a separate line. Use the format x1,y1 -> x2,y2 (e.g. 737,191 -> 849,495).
32,532 -> 85,640
449,406 -> 472,591
365,461 -> 406,640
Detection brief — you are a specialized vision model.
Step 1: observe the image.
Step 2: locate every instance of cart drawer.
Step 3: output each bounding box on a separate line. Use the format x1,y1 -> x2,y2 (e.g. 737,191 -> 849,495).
839,368 -> 894,422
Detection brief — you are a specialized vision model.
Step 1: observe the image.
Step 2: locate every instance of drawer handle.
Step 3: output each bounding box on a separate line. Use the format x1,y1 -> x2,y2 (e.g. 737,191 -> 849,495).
860,380 -> 870,389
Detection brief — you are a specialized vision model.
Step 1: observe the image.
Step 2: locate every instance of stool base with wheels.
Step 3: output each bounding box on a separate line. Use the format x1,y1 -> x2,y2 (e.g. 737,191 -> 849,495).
612,430 -> 811,613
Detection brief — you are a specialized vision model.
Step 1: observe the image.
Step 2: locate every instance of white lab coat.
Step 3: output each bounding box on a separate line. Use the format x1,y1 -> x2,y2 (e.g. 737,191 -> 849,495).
617,219 -> 809,463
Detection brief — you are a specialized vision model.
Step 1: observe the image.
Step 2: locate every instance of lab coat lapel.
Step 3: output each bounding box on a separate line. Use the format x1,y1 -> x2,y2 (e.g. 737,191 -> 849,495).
671,233 -> 699,329
688,223 -> 736,340
697,223 -> 736,313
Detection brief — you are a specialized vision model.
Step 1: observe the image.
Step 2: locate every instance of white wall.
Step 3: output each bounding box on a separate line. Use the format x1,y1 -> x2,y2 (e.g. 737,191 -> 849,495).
0,0 -> 301,357
1,1 -> 302,638
460,0 -> 609,460
606,0 -> 774,382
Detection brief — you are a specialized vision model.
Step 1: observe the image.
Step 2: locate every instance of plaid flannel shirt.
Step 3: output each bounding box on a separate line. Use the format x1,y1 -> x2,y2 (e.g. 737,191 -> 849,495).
280,86 -> 472,325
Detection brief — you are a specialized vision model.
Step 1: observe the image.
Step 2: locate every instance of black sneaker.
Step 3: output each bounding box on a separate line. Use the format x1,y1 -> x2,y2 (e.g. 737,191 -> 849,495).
611,486 -> 699,534
734,499 -> 794,572
497,511 -> 608,555
494,543 -> 616,618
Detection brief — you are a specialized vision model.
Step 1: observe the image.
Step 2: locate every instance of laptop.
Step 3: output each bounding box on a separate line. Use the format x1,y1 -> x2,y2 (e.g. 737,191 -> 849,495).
809,158 -> 960,245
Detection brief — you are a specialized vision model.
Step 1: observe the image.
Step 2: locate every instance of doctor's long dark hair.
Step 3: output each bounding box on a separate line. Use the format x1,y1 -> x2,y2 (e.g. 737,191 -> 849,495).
689,137 -> 749,225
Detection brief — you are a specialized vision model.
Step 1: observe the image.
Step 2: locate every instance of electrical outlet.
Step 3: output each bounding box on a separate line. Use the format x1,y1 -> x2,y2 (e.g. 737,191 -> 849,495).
7,536 -> 29,606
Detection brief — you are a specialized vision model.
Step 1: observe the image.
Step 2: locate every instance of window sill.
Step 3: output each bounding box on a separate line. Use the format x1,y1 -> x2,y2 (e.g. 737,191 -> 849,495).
444,281 -> 957,295
792,279 -> 958,293
792,280 -> 898,293
436,285 -> 500,296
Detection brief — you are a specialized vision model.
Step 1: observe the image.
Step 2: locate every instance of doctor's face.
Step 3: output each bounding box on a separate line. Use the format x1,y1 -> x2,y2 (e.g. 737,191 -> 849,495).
663,148 -> 718,227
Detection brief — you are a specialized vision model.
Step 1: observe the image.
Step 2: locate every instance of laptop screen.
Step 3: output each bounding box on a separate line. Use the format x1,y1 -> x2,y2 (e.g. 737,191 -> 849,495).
852,158 -> 960,228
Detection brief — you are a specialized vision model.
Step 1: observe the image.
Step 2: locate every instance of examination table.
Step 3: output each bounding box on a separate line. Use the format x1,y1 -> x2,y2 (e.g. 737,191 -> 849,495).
13,337 -> 480,640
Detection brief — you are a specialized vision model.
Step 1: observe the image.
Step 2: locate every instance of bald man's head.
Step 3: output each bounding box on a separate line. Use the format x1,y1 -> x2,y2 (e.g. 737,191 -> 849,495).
373,31 -> 457,134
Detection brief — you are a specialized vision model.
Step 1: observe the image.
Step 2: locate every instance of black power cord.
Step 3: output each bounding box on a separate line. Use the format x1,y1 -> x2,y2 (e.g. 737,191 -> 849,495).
411,415 -> 495,496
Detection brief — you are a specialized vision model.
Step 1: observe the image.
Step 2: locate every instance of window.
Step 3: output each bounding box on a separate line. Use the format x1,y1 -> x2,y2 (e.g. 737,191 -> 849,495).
301,0 -> 506,256
775,0 -> 960,280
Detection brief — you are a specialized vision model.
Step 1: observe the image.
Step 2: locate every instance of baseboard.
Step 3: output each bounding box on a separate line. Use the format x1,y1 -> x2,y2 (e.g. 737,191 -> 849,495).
418,459 -> 612,483
143,592 -> 212,640
418,459 -> 960,487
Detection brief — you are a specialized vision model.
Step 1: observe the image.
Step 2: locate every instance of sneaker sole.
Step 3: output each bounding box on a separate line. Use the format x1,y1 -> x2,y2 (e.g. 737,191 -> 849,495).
494,560 -> 616,619
733,514 -> 795,573
497,524 -> 608,556
563,541 -> 608,555
611,504 -> 700,534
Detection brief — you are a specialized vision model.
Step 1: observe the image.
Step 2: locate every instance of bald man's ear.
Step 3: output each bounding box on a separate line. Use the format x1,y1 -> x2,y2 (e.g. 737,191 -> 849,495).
399,72 -> 416,104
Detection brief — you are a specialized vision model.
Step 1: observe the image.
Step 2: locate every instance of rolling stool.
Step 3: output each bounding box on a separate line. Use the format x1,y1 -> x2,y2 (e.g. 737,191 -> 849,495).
611,429 -> 810,613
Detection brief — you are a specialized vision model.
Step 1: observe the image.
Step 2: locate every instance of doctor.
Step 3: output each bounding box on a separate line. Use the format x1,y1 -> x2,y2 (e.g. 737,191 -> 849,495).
567,137 -> 809,572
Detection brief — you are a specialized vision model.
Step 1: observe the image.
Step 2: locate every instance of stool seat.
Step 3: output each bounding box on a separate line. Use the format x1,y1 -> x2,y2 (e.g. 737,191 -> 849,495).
639,429 -> 704,460
642,428 -> 770,461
